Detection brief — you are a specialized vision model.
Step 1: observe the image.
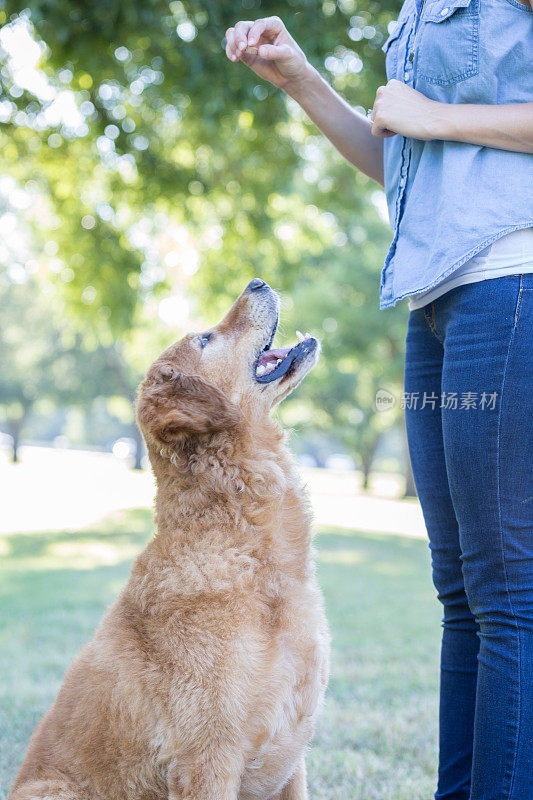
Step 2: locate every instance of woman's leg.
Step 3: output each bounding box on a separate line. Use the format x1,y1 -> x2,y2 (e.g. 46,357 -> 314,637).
405,307 -> 479,800
435,274 -> 533,800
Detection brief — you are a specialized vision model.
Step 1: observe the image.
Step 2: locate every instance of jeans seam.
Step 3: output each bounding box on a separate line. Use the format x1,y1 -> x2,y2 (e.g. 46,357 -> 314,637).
496,275 -> 523,800
514,279 -> 525,323
423,302 -> 445,343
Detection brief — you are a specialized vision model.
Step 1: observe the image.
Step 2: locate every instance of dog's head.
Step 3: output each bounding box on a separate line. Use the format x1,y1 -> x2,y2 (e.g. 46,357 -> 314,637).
137,279 -> 319,448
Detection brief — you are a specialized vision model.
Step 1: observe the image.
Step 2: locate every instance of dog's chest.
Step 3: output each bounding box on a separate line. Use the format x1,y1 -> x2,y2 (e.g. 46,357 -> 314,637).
240,583 -> 329,799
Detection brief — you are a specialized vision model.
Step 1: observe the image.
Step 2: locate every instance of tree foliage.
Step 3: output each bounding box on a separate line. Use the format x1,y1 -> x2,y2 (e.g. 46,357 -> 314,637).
0,0 -> 410,482
0,275 -> 119,459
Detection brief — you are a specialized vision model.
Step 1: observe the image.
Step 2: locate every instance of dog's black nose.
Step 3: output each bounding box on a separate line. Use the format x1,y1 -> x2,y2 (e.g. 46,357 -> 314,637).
247,278 -> 267,292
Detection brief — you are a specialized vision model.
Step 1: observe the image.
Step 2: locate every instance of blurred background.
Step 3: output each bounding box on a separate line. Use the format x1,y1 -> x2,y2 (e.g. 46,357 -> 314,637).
0,2 -> 441,799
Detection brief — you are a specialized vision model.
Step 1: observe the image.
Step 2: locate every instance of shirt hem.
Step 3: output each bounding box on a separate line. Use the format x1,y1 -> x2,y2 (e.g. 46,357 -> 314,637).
379,221 -> 533,310
407,263 -> 533,310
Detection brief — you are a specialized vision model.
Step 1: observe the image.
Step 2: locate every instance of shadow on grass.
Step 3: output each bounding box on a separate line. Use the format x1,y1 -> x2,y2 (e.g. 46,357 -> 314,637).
0,509 -> 155,798
2,507 -> 153,560
1,512 -> 440,800
2,509 -> 153,616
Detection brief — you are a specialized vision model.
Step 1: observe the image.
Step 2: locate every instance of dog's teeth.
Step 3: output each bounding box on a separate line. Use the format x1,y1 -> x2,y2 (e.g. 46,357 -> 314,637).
256,365 -> 266,376
276,359 -> 282,365
296,330 -> 305,342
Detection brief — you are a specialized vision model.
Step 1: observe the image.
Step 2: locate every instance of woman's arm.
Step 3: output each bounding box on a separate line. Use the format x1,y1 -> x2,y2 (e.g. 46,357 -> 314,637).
225,17 -> 384,185
285,67 -> 384,185
371,80 -> 533,153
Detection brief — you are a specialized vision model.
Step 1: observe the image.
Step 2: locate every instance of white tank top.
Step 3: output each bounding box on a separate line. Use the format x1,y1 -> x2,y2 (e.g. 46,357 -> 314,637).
408,227 -> 533,311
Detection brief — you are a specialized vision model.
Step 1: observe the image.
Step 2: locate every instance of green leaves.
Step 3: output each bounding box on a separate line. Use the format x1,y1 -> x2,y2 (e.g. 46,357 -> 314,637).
0,0 -> 406,475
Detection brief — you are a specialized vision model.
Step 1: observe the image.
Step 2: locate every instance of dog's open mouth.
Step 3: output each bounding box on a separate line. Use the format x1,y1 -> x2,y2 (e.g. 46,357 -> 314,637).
255,329 -> 317,384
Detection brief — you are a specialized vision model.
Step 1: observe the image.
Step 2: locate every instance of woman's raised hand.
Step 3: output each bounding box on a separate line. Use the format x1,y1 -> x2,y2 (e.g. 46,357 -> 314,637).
225,17 -> 309,90
226,15 -> 385,184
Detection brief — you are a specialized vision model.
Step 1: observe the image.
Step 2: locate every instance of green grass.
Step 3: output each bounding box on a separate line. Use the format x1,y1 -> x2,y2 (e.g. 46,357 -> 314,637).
0,511 -> 441,800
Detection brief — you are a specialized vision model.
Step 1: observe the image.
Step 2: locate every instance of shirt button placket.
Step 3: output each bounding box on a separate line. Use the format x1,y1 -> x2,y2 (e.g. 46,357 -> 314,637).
391,11 -> 416,256
404,49 -> 412,83
403,17 -> 416,83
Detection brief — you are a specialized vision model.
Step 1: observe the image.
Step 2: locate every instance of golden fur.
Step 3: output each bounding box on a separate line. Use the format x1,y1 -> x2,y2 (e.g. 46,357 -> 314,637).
10,282 -> 330,800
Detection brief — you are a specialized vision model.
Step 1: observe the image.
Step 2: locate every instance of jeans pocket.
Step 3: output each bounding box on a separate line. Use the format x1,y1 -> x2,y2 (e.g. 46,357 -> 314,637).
417,0 -> 480,87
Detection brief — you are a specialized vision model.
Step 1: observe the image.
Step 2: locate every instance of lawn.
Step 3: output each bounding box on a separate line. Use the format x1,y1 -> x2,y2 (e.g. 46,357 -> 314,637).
0,510 -> 441,800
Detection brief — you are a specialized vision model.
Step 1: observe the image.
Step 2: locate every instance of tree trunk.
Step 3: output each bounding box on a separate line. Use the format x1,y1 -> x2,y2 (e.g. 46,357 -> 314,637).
132,422 -> 144,471
12,427 -> 20,463
8,414 -> 26,464
109,346 -> 144,471
360,433 -> 381,493
361,456 -> 371,491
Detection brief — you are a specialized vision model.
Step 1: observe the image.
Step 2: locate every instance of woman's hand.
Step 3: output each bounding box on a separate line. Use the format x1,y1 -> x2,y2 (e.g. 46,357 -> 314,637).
225,15 -> 385,183
371,80 -> 439,140
371,80 -> 533,152
225,17 -> 309,91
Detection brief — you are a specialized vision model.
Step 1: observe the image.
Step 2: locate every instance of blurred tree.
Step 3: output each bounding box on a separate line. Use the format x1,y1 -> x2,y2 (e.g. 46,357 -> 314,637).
0,272 -> 174,465
0,0 -> 401,310
0,0 -> 411,486
278,214 -> 405,489
0,273 -> 166,465
0,276 -> 113,460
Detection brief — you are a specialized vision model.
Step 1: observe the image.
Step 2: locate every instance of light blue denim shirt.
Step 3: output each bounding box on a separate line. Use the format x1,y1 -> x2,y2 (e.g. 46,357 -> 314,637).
379,0 -> 533,309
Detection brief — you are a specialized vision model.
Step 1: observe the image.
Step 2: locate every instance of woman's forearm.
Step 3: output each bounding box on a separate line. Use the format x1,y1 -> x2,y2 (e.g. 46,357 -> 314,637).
225,17 -> 384,184
286,65 -> 384,185
371,81 -> 533,154
430,102 -> 533,153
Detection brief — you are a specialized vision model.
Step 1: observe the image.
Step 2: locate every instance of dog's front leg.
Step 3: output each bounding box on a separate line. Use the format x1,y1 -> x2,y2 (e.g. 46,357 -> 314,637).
271,759 -> 308,800
168,754 -> 243,800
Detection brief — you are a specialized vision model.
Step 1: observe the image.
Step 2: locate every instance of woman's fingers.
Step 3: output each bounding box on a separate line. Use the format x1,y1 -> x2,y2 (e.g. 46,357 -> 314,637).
225,16 -> 307,87
224,21 -> 252,60
370,112 -> 389,137
254,43 -> 291,61
225,27 -> 237,60
372,125 -> 396,138
225,29 -> 236,62
370,92 -> 392,137
233,20 -> 253,57
247,16 -> 285,46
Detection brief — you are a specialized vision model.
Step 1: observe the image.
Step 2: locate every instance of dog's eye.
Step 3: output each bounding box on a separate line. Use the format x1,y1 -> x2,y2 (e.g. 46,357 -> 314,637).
199,333 -> 212,349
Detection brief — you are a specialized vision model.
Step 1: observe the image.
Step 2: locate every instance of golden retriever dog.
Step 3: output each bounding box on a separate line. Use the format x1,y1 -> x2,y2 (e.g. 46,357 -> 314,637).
10,279 -> 330,800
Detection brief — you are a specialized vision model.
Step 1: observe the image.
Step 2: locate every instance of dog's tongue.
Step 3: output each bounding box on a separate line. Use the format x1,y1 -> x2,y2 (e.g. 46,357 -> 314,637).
258,347 -> 291,367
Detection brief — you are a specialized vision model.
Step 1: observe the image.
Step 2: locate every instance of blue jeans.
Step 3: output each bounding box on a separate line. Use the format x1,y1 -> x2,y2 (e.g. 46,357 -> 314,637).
404,275 -> 533,800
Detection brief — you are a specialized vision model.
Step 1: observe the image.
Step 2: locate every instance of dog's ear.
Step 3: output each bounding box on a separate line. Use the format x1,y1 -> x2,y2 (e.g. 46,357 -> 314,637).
137,369 -> 241,444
